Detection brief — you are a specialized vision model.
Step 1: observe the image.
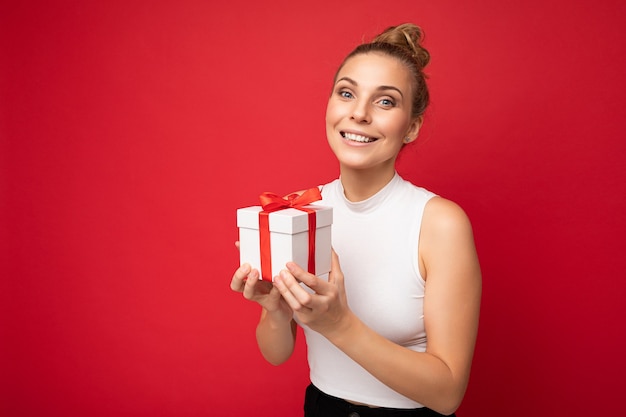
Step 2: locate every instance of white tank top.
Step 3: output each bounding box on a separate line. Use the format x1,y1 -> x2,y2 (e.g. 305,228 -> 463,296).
303,172 -> 436,408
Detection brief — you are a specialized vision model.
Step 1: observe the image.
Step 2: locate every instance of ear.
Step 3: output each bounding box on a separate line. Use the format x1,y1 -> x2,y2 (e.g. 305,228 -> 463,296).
404,116 -> 423,144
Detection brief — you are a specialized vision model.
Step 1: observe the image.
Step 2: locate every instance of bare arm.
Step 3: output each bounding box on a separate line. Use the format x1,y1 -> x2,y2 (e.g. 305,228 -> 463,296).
230,262 -> 297,365
273,197 -> 481,414
255,308 -> 297,365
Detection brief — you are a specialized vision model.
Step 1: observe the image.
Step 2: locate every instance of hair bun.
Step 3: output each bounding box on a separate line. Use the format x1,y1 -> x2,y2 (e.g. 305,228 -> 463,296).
373,23 -> 430,71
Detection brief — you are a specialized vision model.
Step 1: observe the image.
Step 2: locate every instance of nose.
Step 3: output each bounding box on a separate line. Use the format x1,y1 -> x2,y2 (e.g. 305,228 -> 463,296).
350,99 -> 371,123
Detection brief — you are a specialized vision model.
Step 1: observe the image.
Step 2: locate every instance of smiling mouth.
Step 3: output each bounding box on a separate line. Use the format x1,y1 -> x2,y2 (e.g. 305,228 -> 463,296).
341,131 -> 378,143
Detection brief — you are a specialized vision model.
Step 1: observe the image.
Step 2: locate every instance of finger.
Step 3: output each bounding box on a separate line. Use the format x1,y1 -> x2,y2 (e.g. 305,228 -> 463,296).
274,270 -> 312,311
242,268 -> 261,299
285,261 -> 313,283
230,263 -> 251,292
286,261 -> 329,295
328,249 -> 342,285
234,241 -> 240,250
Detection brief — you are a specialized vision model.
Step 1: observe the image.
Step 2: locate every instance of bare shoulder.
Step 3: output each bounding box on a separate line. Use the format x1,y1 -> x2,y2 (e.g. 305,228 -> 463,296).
419,196 -> 480,279
422,196 -> 474,237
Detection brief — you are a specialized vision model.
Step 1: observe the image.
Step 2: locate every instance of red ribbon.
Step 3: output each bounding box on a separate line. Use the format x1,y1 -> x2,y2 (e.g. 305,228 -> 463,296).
258,188 -> 322,282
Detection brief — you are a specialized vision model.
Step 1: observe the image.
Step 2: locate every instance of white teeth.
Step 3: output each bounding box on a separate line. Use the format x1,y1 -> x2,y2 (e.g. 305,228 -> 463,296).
343,132 -> 375,143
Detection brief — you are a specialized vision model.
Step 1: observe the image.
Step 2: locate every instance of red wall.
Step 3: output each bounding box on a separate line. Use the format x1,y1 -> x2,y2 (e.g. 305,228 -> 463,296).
2,1 -> 625,416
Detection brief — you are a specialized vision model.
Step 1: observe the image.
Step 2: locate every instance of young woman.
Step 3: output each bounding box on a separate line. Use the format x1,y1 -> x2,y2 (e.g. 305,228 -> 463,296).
230,23 -> 482,417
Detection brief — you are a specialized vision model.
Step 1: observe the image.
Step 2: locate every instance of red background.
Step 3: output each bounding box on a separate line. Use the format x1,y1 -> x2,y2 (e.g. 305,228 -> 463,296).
2,1 -> 625,416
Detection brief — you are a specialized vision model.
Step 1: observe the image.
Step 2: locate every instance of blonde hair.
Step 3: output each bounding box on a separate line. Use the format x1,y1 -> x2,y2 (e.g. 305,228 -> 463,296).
334,23 -> 430,118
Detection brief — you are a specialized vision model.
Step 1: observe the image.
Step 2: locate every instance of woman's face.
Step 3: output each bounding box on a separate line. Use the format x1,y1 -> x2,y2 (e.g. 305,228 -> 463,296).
325,52 -> 420,173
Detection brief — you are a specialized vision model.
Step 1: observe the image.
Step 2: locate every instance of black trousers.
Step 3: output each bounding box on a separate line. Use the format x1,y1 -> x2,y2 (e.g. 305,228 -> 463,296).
304,384 -> 456,417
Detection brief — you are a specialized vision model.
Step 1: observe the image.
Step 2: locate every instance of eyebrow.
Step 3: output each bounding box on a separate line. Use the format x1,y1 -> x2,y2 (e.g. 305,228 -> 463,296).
336,76 -> 404,98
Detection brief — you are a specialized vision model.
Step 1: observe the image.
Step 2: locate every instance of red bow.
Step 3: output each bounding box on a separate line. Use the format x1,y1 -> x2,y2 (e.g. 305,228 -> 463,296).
259,187 -> 322,212
258,188 -> 322,281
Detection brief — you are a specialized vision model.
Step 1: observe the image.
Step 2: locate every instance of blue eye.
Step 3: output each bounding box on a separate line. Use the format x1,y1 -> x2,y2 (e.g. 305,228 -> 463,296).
379,98 -> 395,107
339,90 -> 353,99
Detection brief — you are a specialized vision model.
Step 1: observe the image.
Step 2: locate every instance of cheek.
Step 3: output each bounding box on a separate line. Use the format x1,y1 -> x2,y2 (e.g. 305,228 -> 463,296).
325,100 -> 337,125
386,115 -> 412,138
325,97 -> 350,127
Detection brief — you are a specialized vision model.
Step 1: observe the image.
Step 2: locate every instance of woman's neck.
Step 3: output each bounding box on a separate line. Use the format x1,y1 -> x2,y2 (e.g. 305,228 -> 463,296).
339,165 -> 396,202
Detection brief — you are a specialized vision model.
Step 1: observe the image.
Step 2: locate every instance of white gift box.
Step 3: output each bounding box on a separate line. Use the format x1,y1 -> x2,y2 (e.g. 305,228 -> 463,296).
237,205 -> 333,281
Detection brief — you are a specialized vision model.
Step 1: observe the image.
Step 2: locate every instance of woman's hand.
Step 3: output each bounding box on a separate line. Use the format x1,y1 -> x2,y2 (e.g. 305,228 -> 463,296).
273,250 -> 353,337
230,240 -> 293,322
230,262 -> 294,321
230,242 -> 297,365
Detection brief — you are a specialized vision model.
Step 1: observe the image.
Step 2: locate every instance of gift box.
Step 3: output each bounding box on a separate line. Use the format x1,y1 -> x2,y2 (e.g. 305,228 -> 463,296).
237,190 -> 332,282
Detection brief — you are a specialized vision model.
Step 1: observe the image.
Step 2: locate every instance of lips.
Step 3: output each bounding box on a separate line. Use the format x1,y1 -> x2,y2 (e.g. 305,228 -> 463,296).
341,131 -> 378,143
